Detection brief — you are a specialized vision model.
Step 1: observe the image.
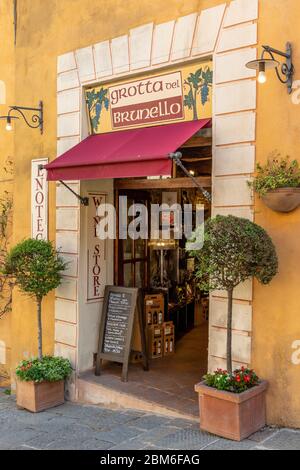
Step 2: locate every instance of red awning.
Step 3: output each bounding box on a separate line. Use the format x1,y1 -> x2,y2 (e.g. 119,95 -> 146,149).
45,119 -> 211,181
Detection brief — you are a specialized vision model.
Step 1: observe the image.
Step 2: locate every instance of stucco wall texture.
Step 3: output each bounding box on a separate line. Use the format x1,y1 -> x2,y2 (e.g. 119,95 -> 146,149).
0,0 -> 299,427
254,0 -> 300,428
0,0 -> 15,382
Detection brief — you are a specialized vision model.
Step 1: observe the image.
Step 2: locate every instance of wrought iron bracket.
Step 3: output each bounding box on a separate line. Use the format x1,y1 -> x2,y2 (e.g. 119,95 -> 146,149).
169,152 -> 212,203
58,180 -> 89,206
37,165 -> 89,206
262,43 -> 294,94
8,101 -> 44,133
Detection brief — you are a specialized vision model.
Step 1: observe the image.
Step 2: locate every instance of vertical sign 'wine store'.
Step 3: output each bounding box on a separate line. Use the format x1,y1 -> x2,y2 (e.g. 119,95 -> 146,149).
31,158 -> 48,240
87,192 -> 107,302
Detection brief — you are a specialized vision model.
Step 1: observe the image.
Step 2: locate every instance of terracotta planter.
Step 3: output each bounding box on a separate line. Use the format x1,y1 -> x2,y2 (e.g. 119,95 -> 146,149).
261,188 -> 300,213
16,379 -> 65,413
195,381 -> 268,441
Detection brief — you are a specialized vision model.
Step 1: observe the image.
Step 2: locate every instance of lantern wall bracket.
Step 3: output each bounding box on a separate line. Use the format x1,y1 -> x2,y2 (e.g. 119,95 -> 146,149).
262,43 -> 294,93
246,43 -> 294,94
3,101 -> 44,133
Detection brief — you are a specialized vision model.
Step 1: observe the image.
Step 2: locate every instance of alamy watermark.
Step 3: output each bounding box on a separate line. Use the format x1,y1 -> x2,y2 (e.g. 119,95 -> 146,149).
95,195 -> 205,249
291,340 -> 300,365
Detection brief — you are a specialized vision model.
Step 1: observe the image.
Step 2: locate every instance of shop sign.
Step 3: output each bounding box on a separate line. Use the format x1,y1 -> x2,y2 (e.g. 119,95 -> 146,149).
86,60 -> 212,134
31,158 -> 48,240
109,71 -> 183,128
87,192 -> 107,302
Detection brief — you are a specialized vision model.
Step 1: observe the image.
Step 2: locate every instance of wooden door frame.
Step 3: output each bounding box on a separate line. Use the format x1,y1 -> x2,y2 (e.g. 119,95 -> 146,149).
114,177 -> 212,286
114,189 -> 151,288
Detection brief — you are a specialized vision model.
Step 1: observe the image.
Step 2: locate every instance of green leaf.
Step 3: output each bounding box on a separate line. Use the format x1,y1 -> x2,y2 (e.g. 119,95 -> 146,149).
4,239 -> 67,300
249,152 -> 300,196
16,356 -> 73,383
184,89 -> 194,109
186,215 -> 278,291
86,87 -> 109,132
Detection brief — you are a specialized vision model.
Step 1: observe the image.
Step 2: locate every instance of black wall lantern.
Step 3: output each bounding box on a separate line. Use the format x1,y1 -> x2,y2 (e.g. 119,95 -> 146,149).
0,101 -> 43,133
246,43 -> 294,94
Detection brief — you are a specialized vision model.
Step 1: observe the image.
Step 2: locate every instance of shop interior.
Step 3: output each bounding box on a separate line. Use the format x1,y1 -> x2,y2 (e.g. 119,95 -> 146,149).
90,126 -> 212,418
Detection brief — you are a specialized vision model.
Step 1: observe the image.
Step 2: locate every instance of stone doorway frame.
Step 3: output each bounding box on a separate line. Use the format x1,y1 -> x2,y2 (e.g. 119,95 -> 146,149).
54,0 -> 259,398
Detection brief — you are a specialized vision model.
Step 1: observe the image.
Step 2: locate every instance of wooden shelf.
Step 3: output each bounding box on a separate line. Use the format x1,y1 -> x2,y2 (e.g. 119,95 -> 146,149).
114,176 -> 211,190
182,157 -> 212,162
181,136 -> 212,148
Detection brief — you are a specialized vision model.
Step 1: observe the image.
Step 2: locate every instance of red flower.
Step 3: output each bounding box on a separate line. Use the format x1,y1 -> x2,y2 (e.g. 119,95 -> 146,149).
236,375 -> 241,383
244,375 -> 251,383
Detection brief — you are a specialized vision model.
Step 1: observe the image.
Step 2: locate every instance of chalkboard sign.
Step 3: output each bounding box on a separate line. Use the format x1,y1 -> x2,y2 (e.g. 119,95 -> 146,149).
95,286 -> 148,382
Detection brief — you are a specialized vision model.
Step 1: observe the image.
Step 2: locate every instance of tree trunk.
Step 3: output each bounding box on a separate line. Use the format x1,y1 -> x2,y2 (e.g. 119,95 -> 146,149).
193,89 -> 198,120
37,296 -> 43,360
227,288 -> 233,374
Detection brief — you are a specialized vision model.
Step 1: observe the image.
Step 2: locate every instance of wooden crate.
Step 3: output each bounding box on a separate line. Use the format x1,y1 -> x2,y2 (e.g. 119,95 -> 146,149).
145,294 -> 164,310
147,325 -> 163,359
145,294 -> 164,326
163,321 -> 175,337
146,310 -> 164,326
163,334 -> 175,356
163,321 -> 175,356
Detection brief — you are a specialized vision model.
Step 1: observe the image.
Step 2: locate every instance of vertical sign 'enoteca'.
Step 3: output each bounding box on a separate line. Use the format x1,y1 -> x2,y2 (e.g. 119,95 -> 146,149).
31,158 -> 48,240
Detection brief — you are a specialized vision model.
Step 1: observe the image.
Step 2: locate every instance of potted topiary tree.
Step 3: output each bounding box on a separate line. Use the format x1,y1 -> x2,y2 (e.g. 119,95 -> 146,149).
4,238 -> 72,412
187,215 -> 278,441
249,152 -> 300,212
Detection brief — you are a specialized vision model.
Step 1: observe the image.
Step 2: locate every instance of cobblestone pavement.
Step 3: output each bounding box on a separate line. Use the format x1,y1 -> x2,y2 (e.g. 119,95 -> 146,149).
0,390 -> 300,450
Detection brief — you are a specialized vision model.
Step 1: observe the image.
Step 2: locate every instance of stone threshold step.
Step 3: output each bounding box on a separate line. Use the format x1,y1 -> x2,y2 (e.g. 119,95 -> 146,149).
76,376 -> 199,422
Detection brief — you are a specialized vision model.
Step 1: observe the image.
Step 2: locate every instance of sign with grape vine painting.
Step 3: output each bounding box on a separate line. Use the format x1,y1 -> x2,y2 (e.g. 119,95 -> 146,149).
85,61 -> 212,134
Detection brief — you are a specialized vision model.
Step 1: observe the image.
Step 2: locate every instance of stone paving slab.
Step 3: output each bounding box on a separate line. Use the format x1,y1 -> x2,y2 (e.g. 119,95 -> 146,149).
137,425 -> 182,445
154,428 -> 219,450
87,424 -> 143,445
256,429 -> 300,451
0,391 -> 299,450
46,438 -> 113,451
109,439 -> 149,450
247,427 -> 277,443
204,438 -> 255,450
128,414 -> 176,431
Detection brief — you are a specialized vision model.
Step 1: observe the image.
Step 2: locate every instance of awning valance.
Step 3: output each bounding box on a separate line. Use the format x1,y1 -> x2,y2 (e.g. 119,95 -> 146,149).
45,119 -> 211,181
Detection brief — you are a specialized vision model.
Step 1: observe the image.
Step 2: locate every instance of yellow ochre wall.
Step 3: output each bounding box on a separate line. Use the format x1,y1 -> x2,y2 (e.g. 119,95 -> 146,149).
253,0 -> 300,428
0,0 -> 299,427
0,1 -> 15,385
